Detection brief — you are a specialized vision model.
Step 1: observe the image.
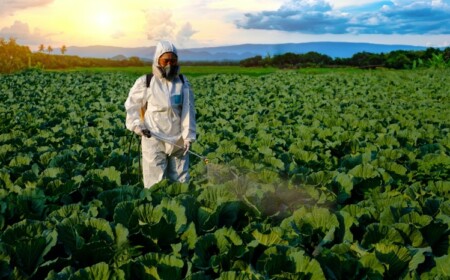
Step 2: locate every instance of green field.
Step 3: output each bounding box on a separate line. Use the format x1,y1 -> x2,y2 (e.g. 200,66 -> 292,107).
51,65 -> 369,78
0,68 -> 449,279
53,65 -> 280,77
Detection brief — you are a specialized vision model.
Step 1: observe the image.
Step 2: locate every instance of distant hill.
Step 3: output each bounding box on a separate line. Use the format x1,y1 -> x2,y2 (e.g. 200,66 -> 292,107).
60,42 -> 428,61
110,54 -> 127,61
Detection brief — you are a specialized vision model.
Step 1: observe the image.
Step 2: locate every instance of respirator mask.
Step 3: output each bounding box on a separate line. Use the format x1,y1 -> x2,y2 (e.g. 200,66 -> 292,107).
159,65 -> 179,81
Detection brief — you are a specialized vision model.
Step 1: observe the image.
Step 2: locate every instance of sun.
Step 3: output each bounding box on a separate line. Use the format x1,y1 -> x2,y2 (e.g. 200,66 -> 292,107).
94,11 -> 113,29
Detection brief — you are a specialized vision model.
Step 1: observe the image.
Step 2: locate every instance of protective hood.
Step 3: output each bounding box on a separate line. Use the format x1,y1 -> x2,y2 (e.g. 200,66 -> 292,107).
153,40 -> 178,67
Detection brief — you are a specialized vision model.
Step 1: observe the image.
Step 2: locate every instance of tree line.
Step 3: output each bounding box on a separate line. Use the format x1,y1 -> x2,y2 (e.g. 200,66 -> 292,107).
2,37 -> 450,74
240,47 -> 450,69
0,38 -> 148,74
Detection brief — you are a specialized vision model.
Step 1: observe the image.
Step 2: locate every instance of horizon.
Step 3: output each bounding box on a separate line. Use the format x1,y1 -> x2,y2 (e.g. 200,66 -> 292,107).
46,41 -> 433,61
65,40 -> 430,49
1,0 -> 450,52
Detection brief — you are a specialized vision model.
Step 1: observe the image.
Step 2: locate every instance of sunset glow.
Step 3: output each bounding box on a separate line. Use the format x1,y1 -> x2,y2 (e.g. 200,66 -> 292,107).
0,0 -> 449,50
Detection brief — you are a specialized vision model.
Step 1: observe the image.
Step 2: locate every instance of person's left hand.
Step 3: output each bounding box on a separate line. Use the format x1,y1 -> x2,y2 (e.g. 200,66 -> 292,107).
183,140 -> 191,156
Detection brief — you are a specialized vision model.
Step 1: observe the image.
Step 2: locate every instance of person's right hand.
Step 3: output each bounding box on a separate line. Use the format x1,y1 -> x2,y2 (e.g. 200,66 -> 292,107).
133,125 -> 151,138
142,129 -> 152,138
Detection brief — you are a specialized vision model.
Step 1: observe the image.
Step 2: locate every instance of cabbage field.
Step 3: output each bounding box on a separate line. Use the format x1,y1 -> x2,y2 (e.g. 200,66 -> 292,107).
0,69 -> 449,279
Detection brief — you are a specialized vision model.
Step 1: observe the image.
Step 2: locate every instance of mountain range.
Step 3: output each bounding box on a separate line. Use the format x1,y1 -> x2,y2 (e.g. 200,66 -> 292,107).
62,42 -> 428,61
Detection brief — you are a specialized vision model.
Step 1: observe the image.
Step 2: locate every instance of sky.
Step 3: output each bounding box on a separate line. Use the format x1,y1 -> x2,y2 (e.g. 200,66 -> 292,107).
1,0 -> 450,51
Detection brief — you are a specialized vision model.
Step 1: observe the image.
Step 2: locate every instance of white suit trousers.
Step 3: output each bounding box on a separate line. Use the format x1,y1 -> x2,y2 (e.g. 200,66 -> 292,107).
141,136 -> 190,188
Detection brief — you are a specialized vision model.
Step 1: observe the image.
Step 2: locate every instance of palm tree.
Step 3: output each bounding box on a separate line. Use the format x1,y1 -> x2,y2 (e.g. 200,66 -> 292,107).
61,45 -> 67,55
38,44 -> 45,52
47,45 -> 53,54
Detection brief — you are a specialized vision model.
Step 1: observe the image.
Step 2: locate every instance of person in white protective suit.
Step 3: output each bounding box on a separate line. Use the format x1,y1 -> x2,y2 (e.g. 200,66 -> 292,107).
124,40 -> 196,188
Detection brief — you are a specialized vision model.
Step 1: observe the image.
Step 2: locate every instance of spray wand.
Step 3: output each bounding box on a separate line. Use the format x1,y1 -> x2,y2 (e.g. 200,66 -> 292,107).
142,129 -> 209,164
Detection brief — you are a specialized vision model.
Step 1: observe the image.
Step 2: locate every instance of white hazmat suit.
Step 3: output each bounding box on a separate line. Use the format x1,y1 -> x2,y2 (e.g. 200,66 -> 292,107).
124,41 -> 196,188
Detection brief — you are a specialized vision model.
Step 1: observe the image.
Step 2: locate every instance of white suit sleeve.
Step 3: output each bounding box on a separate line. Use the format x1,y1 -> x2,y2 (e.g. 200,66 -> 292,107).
181,77 -> 196,142
124,76 -> 146,131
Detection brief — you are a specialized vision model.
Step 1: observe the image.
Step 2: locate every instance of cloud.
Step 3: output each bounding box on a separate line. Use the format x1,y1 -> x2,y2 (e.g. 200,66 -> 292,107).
236,0 -> 450,34
111,30 -> 126,39
144,9 -> 197,47
0,0 -> 54,16
176,22 -> 197,47
0,20 -> 55,45
145,9 -> 177,42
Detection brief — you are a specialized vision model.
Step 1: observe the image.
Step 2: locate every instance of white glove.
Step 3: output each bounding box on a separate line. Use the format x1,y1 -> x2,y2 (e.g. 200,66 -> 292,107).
183,140 -> 191,156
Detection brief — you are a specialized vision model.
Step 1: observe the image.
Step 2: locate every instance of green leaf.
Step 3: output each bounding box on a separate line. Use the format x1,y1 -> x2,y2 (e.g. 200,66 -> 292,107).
288,249 -> 326,280
197,206 -> 217,232
335,210 -> 356,242
252,228 -> 288,247
141,216 -> 178,247
420,221 -> 449,256
427,181 -> 450,196
361,224 -> 405,249
0,170 -> 13,190
399,212 -> 433,227
131,252 -> 184,280
255,246 -> 292,276
408,247 -> 432,272
434,255 -> 450,276
306,171 -> 335,186
334,173 -> 353,203
289,145 -> 318,163
303,207 -> 340,232
374,243 -> 412,277
97,186 -> 143,217
384,162 -> 408,176
312,246 -> 357,279
9,154 -> 32,168
197,184 -> 237,210
2,220 -> 57,276
258,146 -> 273,156
134,203 -> 161,226
215,227 -> 243,250
335,173 -> 353,193
16,187 -> 46,219
180,222 -> 198,250
349,163 -> 379,179
101,166 -> 121,186
84,218 -> 115,242
113,200 -> 141,232
263,156 -> 285,170
70,262 -> 115,280
393,223 -> 424,247
47,203 -> 83,222
56,216 -> 86,253
41,167 -> 64,178
192,233 -> 218,269
13,234 -> 57,275
359,253 -> 385,279
156,197 -> 187,233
